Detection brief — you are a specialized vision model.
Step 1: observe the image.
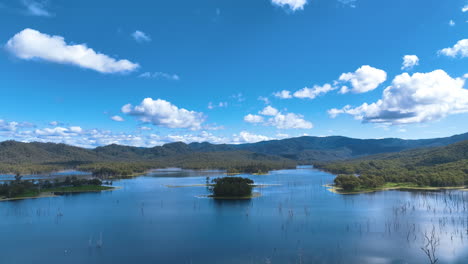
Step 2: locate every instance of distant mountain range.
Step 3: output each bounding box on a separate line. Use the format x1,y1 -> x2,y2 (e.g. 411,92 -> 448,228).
1,132 -> 468,166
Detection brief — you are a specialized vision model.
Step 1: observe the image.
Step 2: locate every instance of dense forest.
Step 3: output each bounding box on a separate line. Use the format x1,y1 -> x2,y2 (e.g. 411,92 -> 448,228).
315,140 -> 468,191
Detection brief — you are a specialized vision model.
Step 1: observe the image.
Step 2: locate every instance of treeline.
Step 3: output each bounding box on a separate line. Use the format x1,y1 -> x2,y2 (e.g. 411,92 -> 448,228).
315,140 -> 468,191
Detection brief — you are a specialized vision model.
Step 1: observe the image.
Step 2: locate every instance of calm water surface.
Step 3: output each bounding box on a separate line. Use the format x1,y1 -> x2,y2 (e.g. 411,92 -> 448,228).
1,166 -> 467,264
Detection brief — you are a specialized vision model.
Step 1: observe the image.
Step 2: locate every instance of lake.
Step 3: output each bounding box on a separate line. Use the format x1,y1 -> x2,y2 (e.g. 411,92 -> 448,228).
1,166 -> 467,263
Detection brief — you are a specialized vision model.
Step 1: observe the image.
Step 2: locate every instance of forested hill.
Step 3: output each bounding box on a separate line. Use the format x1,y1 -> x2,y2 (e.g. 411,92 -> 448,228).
1,132 -> 468,164
231,133 -> 468,162
315,140 -> 468,189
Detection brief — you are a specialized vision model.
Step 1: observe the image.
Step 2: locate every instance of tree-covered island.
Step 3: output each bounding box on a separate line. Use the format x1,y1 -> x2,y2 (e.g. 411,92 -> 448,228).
210,177 -> 255,199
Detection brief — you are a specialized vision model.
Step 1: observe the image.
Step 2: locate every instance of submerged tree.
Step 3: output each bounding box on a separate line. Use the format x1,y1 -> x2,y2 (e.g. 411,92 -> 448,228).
421,226 -> 440,264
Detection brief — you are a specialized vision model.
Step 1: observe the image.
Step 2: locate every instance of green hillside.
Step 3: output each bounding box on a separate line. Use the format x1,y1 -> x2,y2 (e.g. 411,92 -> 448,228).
315,140 -> 468,191
1,132 -> 468,177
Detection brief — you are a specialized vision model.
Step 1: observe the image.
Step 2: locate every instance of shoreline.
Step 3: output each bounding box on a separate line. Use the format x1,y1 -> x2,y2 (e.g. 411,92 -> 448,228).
324,183 -> 468,195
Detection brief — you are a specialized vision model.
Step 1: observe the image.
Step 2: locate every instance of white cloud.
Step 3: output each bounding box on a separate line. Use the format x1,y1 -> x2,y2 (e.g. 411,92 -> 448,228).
449,20 -> 456,26
329,70 -> 468,125
232,131 -> 271,143
244,114 -> 264,123
245,106 -> 313,129
271,0 -> 307,11
401,55 -> 419,70
111,115 -> 124,122
462,5 -> 468,12
0,120 -> 34,133
0,120 -> 20,132
208,101 -> 228,110
49,121 -> 59,126
139,72 -> 180,80
338,65 -> 387,93
273,90 -> 293,99
122,98 -> 205,130
439,39 -> 468,58
0,118 -> 292,147
35,126 -> 82,137
131,30 -> 151,43
267,113 -> 313,129
293,83 -> 336,99
5,28 -> 139,74
259,106 -> 279,116
21,0 -> 52,17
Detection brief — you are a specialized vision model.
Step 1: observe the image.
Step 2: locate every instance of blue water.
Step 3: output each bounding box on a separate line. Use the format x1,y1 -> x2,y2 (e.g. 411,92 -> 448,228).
1,167 -> 467,263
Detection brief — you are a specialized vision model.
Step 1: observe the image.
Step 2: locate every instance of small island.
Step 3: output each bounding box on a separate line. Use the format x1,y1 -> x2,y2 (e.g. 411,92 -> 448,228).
210,177 -> 258,199
0,174 -> 115,201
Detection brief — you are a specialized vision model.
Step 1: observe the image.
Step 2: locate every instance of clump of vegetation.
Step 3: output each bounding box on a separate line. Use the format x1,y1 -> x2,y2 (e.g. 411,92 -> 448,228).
0,175 -> 105,199
211,177 -> 254,197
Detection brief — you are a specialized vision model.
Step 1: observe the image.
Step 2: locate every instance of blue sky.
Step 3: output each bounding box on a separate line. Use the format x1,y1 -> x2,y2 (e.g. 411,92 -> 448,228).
0,0 -> 467,147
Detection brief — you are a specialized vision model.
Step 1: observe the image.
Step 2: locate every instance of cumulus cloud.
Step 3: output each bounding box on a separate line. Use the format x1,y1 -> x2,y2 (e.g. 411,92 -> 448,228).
232,131 -> 271,143
35,126 -> 83,137
293,84 -> 336,99
122,98 -> 205,130
244,107 -> 313,129
338,65 -> 387,93
328,70 -> 468,125
449,20 -> 456,26
139,72 -> 180,80
463,5 -> 468,12
273,90 -> 293,99
439,39 -> 468,58
111,115 -> 124,122
21,0 -> 52,17
271,0 -> 307,11
5,28 -> 139,74
131,30 -> 151,43
244,114 -> 264,123
267,113 -> 313,129
401,55 -> 419,70
259,106 -> 279,116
